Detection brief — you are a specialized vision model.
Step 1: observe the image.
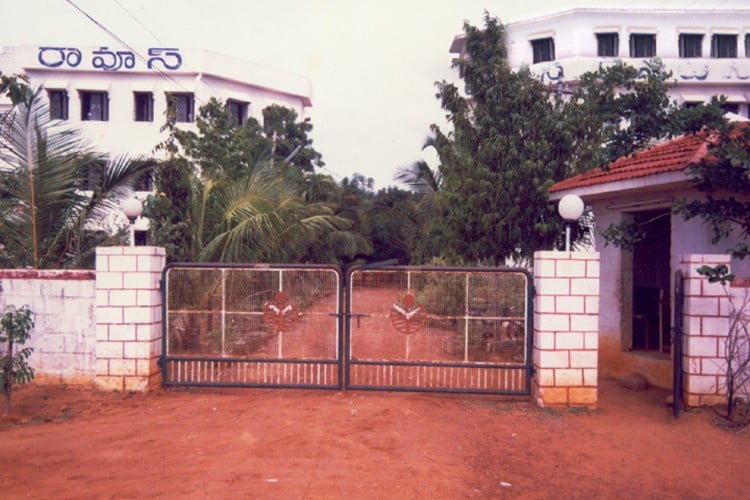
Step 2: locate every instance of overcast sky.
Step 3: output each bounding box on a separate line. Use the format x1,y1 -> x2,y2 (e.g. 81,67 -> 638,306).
2,0 -> 746,188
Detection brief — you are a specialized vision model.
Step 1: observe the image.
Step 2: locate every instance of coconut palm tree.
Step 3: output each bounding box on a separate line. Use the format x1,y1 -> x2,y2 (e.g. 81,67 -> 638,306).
0,86 -> 151,268
391,136 -> 447,263
160,159 -> 365,264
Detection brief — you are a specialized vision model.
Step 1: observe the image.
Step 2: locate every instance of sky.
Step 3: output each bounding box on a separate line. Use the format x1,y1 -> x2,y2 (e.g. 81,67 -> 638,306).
1,0 -> 747,189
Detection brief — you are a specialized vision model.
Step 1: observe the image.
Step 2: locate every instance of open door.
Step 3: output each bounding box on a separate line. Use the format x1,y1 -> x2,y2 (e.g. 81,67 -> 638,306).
631,210 -> 671,353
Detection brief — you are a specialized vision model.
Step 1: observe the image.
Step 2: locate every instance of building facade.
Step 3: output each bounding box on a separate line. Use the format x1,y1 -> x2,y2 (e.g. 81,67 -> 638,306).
0,44 -> 313,237
450,8 -> 750,116
1,45 -> 312,156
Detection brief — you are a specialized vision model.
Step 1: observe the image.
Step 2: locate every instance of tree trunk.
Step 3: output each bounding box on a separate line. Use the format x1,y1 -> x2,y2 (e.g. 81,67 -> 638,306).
3,328 -> 12,415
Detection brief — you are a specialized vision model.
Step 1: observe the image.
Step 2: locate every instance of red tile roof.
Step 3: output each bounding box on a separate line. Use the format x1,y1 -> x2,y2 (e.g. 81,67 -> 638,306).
549,133 -> 709,193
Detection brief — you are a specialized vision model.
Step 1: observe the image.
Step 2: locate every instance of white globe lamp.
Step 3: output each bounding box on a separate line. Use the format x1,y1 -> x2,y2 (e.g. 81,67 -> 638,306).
558,194 -> 584,251
122,197 -> 143,247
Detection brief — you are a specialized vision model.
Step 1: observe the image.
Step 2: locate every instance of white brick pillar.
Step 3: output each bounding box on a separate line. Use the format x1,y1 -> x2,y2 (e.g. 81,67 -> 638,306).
95,246 -> 165,392
679,254 -> 732,407
532,250 -> 600,408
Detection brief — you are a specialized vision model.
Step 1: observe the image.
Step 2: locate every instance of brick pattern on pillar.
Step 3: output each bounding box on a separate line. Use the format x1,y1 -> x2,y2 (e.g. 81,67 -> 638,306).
679,254 -> 732,407
95,246 -> 165,392
532,251 -> 600,408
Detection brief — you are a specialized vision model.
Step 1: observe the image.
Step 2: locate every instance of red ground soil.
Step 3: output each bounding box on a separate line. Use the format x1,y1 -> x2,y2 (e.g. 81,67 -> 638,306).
1,379 -> 748,498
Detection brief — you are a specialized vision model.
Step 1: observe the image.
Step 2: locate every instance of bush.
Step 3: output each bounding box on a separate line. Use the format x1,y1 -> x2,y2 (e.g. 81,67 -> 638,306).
1,305 -> 35,415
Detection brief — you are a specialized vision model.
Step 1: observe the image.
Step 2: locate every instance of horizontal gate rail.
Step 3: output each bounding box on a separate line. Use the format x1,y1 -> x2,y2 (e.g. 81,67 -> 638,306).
346,265 -> 533,395
161,263 -> 343,389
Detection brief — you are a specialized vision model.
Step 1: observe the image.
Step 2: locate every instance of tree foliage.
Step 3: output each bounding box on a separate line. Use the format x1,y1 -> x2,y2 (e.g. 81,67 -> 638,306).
677,122 -> 750,260
165,98 -> 323,181
1,305 -> 35,415
148,100 -> 368,265
423,13 -> 726,265
429,14 -> 573,264
0,79 -> 149,268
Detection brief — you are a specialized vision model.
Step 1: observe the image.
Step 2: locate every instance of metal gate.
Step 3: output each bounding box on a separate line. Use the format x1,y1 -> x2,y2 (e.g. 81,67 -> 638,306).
161,263 -> 343,389
346,265 -> 533,395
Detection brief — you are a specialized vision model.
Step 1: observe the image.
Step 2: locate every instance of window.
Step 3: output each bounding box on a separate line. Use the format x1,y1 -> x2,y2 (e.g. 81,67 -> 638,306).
80,91 -> 109,121
134,92 -> 154,122
682,101 -> 703,109
226,99 -> 248,126
167,92 -> 194,122
80,161 -> 104,190
746,34 -> 750,57
596,33 -> 619,57
531,37 -> 555,63
629,34 -> 656,57
679,34 -> 703,58
132,160 -> 155,191
47,89 -> 68,120
711,34 -> 737,58
720,102 -> 740,115
134,230 -> 148,246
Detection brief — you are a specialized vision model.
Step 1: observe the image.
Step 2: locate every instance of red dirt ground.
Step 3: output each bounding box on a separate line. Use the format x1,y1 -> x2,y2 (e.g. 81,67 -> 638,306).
0,379 -> 748,498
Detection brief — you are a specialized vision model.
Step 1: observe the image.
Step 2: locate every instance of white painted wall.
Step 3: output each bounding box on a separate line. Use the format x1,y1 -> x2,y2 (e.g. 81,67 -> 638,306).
0,272 -> 96,385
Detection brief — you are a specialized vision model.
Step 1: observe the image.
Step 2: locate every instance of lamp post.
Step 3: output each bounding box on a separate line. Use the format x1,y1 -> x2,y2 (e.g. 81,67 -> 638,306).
122,197 -> 143,247
558,194 -> 584,252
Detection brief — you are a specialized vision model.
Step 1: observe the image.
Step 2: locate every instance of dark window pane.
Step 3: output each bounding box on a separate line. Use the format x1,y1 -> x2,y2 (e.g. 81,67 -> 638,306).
134,92 -> 154,122
47,89 -> 68,120
596,33 -> 619,57
711,34 -> 737,58
133,161 -> 155,191
679,34 -> 703,58
226,100 -> 248,127
134,230 -> 148,246
80,161 -> 105,190
167,93 -> 194,122
531,37 -> 555,63
721,102 -> 739,115
629,34 -> 656,57
80,91 -> 109,121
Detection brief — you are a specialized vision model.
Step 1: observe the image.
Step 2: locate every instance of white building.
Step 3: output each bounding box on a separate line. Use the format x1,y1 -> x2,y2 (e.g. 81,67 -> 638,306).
0,45 -> 312,156
0,44 -> 313,238
450,8 -> 750,116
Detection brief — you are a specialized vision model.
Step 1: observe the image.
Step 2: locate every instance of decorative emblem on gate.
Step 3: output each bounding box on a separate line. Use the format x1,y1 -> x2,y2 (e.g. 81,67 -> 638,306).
390,292 -> 427,335
263,291 -> 299,333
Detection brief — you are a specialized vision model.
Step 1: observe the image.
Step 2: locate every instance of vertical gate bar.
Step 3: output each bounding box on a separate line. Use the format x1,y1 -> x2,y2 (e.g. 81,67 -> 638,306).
464,274 -> 470,363
221,270 -> 227,357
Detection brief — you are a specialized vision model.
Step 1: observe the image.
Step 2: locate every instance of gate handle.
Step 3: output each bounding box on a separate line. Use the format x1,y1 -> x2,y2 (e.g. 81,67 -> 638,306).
347,313 -> 371,328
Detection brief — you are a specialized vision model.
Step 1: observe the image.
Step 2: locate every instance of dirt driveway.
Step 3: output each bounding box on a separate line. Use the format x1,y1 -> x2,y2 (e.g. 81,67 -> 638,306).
1,379 -> 748,498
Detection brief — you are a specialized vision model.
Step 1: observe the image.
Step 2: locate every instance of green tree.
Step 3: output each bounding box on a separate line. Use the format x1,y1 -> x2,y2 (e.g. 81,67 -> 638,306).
149,100 -> 366,265
169,99 -> 323,181
367,186 -> 422,264
425,13 -> 725,265
394,138 -> 446,263
0,84 -> 150,268
144,157 -> 196,262
569,61 -> 726,171
430,14 -> 572,264
1,305 -> 34,415
677,122 -> 750,259
263,104 -> 323,172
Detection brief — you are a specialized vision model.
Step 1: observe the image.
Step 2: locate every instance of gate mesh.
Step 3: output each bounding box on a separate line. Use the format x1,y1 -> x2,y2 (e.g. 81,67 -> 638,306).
347,267 -> 531,394
163,265 -> 341,388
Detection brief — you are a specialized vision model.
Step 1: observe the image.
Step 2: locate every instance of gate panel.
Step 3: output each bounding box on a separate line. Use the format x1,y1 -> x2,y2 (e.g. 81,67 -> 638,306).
162,264 -> 342,389
346,266 -> 532,394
